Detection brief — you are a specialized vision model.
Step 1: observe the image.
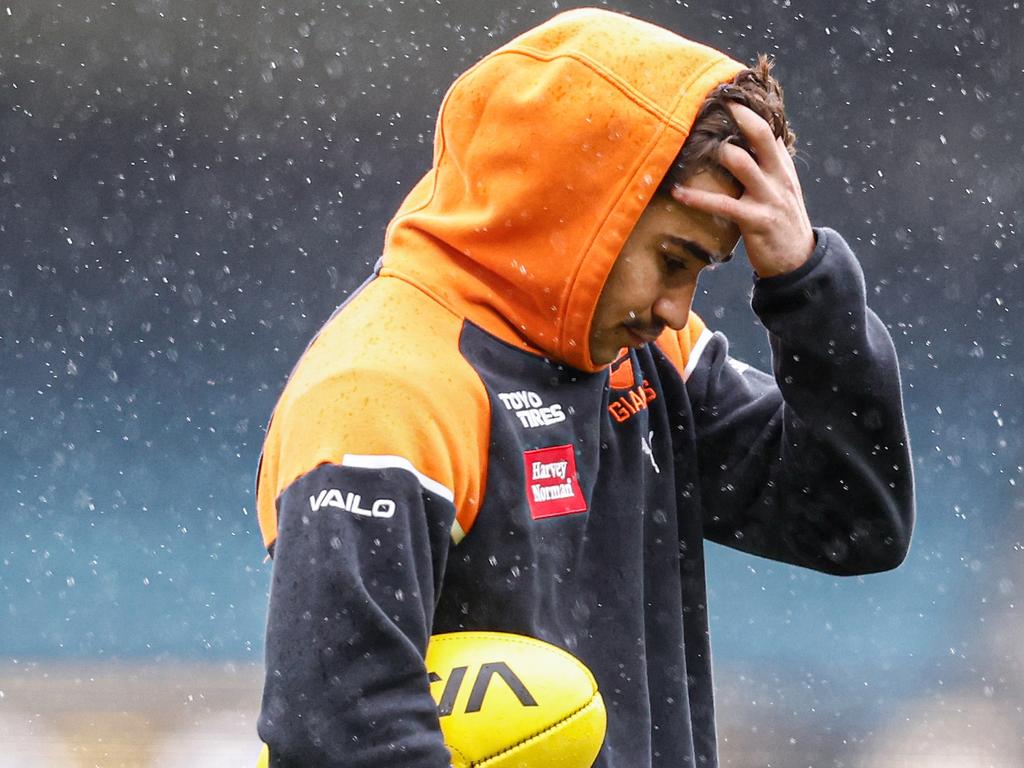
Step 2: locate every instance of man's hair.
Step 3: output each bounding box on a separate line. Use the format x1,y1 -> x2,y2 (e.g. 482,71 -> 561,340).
658,54 -> 794,194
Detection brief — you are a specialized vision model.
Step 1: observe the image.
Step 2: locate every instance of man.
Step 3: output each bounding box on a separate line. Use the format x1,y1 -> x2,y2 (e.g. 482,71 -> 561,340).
255,8 -> 914,767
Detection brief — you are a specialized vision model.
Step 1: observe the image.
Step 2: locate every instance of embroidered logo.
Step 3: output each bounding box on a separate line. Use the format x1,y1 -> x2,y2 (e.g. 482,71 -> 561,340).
522,444 -> 587,519
608,380 -> 657,423
641,430 -> 660,474
309,488 -> 396,518
498,390 -> 566,429
608,351 -> 657,423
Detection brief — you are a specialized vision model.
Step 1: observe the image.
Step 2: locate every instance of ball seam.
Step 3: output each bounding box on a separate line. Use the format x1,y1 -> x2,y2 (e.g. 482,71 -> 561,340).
470,694 -> 602,767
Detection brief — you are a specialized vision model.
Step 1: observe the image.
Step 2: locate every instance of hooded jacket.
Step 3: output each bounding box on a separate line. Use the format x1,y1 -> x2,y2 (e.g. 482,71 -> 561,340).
256,8 -> 914,767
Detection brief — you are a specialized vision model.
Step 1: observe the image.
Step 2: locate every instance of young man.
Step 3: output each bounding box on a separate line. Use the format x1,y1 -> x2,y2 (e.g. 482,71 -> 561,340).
255,8 -> 914,767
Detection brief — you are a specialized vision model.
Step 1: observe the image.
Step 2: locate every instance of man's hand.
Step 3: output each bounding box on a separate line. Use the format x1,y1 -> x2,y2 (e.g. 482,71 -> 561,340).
671,103 -> 815,278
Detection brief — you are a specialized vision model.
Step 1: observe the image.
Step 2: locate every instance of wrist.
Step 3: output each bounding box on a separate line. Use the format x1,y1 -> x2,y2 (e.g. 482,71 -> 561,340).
751,229 -> 816,278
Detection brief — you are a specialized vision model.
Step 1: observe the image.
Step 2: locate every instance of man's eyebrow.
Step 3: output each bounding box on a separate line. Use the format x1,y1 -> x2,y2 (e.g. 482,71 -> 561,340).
665,235 -> 733,265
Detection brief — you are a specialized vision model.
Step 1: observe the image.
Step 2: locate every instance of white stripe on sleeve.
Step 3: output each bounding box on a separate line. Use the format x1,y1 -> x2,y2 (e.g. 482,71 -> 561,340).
682,328 -> 714,381
341,454 -> 455,503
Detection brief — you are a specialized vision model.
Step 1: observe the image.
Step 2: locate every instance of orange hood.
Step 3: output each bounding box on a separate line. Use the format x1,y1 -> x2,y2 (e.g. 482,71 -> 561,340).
381,8 -> 743,373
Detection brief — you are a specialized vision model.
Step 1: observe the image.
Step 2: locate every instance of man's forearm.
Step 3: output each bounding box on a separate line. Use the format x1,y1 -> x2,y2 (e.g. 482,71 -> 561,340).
259,462 -> 454,766
695,227 -> 914,574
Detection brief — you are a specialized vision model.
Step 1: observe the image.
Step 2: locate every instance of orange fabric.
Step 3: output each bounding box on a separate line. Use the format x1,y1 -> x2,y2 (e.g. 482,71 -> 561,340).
384,8 -> 742,372
655,312 -> 709,377
608,352 -> 636,390
256,278 -> 491,550
258,9 -> 743,549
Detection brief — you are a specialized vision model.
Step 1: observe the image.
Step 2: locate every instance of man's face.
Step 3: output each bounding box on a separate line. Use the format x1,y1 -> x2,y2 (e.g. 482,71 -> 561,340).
589,170 -> 742,366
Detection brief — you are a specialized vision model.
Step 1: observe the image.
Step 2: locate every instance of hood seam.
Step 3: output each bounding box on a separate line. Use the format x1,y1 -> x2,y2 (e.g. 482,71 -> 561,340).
506,44 -> 730,129
377,267 -> 466,323
381,17 -> 742,374
383,47 -> 729,257
485,47 -> 733,370
553,59 -> 730,370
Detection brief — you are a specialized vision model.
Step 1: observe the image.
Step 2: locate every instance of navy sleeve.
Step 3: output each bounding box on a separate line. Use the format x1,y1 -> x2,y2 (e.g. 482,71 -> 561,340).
258,462 -> 455,766
688,228 -> 915,575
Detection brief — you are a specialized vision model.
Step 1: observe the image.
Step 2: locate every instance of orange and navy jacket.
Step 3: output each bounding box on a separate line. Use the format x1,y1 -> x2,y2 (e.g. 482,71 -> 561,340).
255,9 -> 914,767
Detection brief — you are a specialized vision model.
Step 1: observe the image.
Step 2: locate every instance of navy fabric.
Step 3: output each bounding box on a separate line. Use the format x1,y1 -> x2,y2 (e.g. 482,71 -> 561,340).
259,228 -> 914,767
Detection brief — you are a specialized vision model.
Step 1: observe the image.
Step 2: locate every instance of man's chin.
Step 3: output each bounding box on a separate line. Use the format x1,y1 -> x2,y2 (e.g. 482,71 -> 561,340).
588,341 -> 618,367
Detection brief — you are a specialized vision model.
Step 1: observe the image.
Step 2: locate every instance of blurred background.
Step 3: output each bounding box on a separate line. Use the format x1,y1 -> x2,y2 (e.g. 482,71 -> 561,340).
1,0 -> 1021,765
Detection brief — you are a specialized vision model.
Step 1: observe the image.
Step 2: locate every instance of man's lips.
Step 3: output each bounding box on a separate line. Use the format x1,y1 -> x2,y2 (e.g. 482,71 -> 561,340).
624,325 -> 663,345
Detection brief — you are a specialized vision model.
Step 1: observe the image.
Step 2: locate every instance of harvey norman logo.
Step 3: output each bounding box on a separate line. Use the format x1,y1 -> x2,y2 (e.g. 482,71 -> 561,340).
309,488 -> 396,518
522,444 -> 587,519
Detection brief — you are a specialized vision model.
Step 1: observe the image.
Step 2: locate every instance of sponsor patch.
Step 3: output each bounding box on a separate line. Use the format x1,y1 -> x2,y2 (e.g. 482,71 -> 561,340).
522,444 -> 587,519
608,379 -> 657,423
309,488 -> 396,519
497,389 -> 567,429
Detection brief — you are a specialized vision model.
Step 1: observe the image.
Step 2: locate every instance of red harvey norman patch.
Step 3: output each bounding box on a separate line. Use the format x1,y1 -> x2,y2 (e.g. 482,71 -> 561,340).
523,444 -> 588,520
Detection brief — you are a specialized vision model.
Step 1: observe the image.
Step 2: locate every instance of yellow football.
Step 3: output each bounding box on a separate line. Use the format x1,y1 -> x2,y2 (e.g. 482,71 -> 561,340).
426,631 -> 606,768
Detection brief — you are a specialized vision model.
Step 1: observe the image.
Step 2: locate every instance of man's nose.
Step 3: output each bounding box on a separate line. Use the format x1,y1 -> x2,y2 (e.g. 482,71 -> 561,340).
652,285 -> 694,331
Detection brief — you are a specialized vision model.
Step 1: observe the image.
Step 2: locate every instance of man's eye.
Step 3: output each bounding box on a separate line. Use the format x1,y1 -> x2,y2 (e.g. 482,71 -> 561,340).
663,255 -> 686,272
660,247 -> 688,272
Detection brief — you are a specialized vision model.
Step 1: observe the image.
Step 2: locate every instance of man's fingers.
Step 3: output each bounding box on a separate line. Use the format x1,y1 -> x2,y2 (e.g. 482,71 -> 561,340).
775,135 -> 801,187
722,105 -> 804,201
727,102 -> 786,176
717,142 -> 769,198
671,184 -> 748,225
